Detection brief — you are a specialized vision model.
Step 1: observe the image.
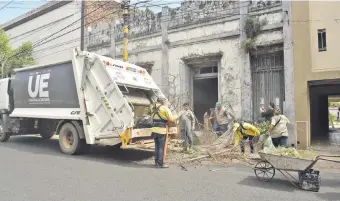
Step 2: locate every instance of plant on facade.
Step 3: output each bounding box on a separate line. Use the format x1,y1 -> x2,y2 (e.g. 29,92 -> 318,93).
0,29 -> 34,78
241,16 -> 268,52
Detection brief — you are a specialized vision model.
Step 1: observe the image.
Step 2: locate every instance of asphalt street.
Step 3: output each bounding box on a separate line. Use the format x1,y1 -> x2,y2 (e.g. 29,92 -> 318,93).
0,136 -> 339,201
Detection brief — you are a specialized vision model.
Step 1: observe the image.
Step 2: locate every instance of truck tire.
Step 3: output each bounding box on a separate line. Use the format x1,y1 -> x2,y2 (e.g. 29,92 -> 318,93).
58,123 -> 85,155
40,132 -> 55,140
0,125 -> 10,142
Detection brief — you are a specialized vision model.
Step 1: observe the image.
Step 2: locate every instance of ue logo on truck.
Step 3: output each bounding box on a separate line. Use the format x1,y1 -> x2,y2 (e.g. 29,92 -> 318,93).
28,73 -> 50,104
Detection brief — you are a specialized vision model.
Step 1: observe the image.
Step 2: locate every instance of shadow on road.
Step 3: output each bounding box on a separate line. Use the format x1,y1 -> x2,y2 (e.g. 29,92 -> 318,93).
0,136 -> 155,168
321,178 -> 340,188
238,176 -> 295,192
317,192 -> 340,201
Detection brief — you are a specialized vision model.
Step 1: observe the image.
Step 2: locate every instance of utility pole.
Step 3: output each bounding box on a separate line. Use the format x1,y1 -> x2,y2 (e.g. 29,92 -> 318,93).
161,7 -> 170,98
122,0 -> 130,62
80,0 -> 85,51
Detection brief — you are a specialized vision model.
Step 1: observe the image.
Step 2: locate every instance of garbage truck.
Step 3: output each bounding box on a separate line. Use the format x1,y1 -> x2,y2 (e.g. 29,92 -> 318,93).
0,48 -> 177,155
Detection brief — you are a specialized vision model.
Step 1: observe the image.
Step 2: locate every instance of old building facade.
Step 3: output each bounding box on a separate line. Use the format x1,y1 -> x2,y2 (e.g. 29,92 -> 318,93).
3,0 -> 340,149
86,0 -> 295,142
13,0 -> 340,148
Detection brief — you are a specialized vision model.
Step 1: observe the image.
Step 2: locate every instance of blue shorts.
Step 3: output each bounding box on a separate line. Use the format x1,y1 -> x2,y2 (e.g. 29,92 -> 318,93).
272,136 -> 288,147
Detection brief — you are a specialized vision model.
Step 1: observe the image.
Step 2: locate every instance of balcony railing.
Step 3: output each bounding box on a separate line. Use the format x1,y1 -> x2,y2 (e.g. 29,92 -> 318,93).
249,0 -> 282,12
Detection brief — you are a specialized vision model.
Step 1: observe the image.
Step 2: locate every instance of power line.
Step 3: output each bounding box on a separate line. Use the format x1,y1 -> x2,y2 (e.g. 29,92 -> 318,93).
32,30 -> 112,60
9,13 -> 77,44
3,1 -> 155,62
9,1 -> 102,46
31,2 -> 338,54
32,0 -> 122,47
1,1 -> 109,62
0,0 -> 14,11
32,6 -> 141,54
0,0 -> 45,4
3,6 -> 81,10
28,2 -> 276,55
8,0 -> 245,50
12,1 -> 340,64
5,0 -> 322,63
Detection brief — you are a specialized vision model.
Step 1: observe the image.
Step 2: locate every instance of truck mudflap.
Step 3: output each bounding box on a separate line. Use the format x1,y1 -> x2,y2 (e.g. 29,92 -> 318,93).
72,49 -> 134,144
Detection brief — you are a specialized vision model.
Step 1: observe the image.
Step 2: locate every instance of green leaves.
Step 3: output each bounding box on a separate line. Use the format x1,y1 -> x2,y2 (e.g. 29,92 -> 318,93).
329,102 -> 340,107
0,29 -> 34,78
0,29 -> 11,61
254,121 -> 270,134
241,17 -> 268,52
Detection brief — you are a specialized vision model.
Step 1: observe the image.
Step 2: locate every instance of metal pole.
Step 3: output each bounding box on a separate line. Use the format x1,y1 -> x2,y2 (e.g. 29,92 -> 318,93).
122,0 -> 130,62
80,0 -> 85,51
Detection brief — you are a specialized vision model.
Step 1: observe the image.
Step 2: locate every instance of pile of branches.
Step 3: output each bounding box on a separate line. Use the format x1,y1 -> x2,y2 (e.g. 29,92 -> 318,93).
164,123 -> 254,169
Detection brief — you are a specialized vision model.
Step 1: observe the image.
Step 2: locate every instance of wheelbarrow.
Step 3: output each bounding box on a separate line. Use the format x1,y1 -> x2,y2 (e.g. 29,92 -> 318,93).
253,151 -> 340,192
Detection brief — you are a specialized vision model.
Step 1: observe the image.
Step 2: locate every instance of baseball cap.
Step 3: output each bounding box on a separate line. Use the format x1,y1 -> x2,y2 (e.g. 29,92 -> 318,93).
215,102 -> 221,107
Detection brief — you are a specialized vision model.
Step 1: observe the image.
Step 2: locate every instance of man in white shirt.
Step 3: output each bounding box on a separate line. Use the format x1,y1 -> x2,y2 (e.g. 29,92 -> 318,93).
210,102 -> 235,136
267,108 -> 290,147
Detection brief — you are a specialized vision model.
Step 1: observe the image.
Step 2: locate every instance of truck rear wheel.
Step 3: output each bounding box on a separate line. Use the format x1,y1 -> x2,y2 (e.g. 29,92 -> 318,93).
0,125 -> 10,142
58,123 -> 85,155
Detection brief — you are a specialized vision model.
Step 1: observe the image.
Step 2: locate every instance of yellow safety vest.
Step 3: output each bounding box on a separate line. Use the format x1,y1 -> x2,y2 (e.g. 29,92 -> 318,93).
150,103 -> 174,134
233,122 -> 260,145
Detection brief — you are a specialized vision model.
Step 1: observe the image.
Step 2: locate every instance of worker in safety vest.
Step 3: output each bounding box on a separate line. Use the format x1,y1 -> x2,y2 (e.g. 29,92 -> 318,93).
233,121 -> 260,157
151,95 -> 175,168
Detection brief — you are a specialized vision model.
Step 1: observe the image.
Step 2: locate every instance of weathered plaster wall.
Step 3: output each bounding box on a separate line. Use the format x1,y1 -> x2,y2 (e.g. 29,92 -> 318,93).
282,0 -> 296,146
86,1 -> 284,118
239,0 -> 252,121
250,7 -> 284,46
168,39 -> 241,117
168,19 -> 239,42
167,1 -> 239,29
258,10 -> 283,24
256,30 -> 283,46
116,35 -> 162,54
128,51 -> 163,86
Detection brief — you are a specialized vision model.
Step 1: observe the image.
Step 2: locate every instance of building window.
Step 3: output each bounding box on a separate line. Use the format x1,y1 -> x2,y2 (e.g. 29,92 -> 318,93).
194,66 -> 218,75
318,29 -> 327,51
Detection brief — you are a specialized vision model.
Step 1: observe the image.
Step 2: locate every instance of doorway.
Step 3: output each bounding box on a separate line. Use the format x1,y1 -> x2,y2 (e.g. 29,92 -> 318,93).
309,79 -> 340,151
250,49 -> 284,121
193,66 -> 218,126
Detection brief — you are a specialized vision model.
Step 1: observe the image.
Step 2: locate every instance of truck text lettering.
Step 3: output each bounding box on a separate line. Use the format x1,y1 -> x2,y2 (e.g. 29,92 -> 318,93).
70,111 -> 81,115
28,73 -> 50,104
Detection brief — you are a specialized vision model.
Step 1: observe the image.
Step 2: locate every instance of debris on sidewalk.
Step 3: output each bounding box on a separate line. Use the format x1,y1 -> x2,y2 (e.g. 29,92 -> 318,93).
132,125 -> 253,169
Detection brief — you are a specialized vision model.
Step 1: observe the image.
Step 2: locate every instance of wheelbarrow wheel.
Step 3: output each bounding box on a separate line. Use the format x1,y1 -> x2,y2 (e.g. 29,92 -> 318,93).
254,161 -> 275,182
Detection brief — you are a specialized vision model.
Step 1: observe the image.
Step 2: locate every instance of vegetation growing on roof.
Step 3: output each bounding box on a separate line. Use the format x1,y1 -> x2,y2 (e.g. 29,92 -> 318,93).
241,16 -> 267,52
